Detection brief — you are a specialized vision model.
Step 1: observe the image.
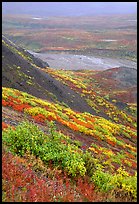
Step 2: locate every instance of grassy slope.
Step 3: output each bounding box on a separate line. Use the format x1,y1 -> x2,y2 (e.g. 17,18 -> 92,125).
2,86 -> 137,171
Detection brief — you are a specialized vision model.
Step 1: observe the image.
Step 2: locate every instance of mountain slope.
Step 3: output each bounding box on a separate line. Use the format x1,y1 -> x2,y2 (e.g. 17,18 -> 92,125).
2,87 -> 137,174
95,66 -> 137,88
2,36 -> 137,124
2,37 -> 137,202
2,86 -> 137,202
2,36 -> 98,114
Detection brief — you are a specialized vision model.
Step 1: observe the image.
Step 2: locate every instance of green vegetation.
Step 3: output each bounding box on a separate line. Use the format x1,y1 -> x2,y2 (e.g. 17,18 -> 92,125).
2,121 -> 86,177
92,166 -> 137,199
2,120 -> 137,201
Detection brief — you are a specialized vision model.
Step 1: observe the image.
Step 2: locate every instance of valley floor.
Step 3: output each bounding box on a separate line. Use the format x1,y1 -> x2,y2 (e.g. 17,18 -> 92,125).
28,51 -> 137,70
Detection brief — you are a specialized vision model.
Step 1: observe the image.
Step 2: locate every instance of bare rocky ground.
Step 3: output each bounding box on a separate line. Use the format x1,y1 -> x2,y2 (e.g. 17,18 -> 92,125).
28,51 -> 137,70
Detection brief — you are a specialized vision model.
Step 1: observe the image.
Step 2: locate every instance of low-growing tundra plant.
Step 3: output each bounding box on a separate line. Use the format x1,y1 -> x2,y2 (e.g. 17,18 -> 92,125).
2,121 -> 86,177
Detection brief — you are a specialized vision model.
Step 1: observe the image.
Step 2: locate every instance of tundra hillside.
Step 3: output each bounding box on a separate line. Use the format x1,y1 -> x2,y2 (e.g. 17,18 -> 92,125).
2,35 -> 137,202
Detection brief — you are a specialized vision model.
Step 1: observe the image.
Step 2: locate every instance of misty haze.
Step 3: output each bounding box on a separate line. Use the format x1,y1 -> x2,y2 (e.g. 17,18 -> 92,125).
2,2 -> 137,16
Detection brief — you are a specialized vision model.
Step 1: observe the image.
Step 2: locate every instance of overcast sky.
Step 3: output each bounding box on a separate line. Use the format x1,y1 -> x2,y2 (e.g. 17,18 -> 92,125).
2,2 -> 137,17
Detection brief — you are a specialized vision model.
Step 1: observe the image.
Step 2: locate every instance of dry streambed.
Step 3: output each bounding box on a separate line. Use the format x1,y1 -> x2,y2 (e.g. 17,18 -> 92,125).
28,51 -> 137,70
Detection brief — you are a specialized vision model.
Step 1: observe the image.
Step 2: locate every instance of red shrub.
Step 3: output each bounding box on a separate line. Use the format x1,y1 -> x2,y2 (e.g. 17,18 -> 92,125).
107,139 -> 116,146
126,152 -> 135,159
12,103 -> 31,112
32,114 -> 46,123
2,122 -> 9,130
2,99 -> 9,106
2,150 -> 51,202
76,177 -> 98,201
46,115 -> 55,121
131,161 -> 137,169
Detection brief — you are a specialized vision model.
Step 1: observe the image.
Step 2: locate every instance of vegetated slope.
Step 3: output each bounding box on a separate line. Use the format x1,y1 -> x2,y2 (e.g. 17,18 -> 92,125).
2,36 -> 137,127
4,35 -> 136,122
92,67 -> 137,102
2,87 -> 137,202
44,68 -> 136,128
2,37 -> 137,202
93,67 -> 137,105
2,36 -> 98,114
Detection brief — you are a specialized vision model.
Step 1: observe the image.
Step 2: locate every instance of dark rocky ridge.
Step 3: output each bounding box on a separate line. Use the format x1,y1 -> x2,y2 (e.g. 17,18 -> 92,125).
2,35 -> 49,68
100,66 -> 137,88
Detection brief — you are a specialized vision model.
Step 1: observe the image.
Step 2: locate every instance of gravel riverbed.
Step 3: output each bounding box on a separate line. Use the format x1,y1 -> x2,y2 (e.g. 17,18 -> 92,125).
28,51 -> 137,70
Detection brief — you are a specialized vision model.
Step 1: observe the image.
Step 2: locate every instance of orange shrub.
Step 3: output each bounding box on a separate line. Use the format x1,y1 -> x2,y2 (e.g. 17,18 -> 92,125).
68,122 -> 79,131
